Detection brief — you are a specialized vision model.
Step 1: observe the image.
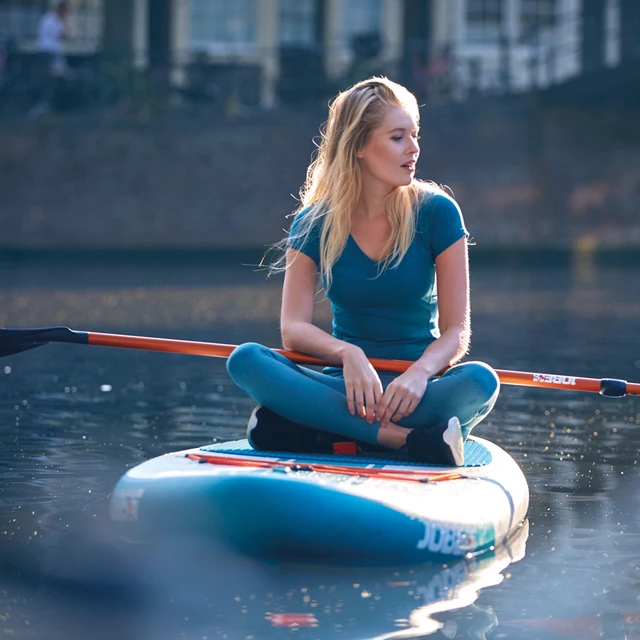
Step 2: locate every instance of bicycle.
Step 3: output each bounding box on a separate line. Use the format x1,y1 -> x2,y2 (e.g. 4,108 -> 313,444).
0,48 -> 122,119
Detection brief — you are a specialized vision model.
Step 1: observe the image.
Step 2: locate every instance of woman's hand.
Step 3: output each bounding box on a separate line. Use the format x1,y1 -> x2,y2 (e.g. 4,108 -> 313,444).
341,345 -> 383,424
375,364 -> 429,428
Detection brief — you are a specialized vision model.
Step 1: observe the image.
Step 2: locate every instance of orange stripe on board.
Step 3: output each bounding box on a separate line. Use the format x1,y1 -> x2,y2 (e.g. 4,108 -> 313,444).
185,453 -> 463,484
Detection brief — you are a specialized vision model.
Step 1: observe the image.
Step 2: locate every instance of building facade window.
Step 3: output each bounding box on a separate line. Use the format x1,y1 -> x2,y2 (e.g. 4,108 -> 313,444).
0,0 -> 41,44
279,0 -> 316,47
339,0 -> 382,50
189,0 -> 258,53
520,0 -> 557,42
466,0 -> 504,43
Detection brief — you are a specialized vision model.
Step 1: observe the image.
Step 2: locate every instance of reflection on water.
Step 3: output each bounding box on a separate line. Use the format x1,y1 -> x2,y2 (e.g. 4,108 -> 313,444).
2,518 -> 527,640
1,258 -> 640,639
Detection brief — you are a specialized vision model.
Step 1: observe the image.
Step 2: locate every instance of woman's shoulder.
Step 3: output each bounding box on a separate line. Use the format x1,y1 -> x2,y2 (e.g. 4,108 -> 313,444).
290,202 -> 327,225
416,186 -> 460,217
292,203 -> 314,219
414,184 -> 467,257
288,203 -> 326,264
414,185 -> 461,230
289,203 -> 326,239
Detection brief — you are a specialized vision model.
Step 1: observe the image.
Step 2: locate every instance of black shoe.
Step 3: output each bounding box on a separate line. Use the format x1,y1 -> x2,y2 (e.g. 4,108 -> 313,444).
405,417 -> 464,466
247,406 -> 335,454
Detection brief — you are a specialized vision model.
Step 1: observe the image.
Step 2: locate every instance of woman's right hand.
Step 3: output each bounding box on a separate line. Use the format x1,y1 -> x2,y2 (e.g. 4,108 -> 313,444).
341,344 -> 383,424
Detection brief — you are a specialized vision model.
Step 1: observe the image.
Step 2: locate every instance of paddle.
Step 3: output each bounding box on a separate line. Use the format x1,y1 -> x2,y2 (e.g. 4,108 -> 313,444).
1,326 -> 639,397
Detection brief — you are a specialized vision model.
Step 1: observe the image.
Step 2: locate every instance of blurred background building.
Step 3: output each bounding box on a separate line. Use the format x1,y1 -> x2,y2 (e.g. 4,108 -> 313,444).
1,0 -> 635,108
0,0 -> 639,253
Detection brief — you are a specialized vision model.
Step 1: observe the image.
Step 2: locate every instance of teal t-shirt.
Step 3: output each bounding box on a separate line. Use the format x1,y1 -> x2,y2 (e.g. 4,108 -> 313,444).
288,193 -> 468,362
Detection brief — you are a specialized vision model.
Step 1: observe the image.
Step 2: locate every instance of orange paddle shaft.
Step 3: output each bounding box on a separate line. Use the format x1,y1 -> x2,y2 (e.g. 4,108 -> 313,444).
87,331 -> 640,397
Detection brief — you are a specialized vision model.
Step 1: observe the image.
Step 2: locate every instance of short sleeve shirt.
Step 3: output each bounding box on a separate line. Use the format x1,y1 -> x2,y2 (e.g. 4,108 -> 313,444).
288,193 -> 468,361
37,12 -> 64,54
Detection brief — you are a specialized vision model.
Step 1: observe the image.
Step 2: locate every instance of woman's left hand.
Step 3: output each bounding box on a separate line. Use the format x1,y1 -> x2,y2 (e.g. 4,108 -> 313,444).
375,364 -> 429,428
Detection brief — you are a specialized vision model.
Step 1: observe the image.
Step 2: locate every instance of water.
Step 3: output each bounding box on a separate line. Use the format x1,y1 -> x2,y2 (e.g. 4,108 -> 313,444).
1,256 -> 640,639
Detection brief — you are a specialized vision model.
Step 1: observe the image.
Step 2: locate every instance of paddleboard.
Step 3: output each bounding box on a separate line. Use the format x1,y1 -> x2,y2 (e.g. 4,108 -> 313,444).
110,436 -> 529,565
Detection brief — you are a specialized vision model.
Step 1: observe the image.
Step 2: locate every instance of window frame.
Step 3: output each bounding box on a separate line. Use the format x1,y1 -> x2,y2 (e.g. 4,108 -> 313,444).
465,0 -> 505,44
188,0 -> 259,56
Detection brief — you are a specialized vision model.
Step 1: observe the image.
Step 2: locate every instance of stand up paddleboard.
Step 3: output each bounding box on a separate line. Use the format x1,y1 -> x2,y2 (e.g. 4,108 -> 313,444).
110,436 -> 528,565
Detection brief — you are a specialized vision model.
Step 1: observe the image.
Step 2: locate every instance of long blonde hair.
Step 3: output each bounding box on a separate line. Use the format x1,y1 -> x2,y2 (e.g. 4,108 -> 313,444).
279,77 -> 444,290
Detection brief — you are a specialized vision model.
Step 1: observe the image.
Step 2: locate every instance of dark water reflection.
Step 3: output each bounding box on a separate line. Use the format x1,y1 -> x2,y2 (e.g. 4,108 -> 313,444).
1,257 -> 640,639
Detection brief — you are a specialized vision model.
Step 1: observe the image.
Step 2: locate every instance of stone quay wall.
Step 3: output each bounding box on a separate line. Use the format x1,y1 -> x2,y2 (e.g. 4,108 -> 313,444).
1,99 -> 639,253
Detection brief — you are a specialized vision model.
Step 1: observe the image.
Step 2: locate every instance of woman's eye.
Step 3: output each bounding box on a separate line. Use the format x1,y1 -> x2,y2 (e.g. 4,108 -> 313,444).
391,135 -> 402,141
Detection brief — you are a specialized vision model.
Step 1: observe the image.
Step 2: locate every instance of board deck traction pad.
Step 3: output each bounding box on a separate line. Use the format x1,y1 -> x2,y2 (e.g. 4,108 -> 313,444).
201,437 -> 492,468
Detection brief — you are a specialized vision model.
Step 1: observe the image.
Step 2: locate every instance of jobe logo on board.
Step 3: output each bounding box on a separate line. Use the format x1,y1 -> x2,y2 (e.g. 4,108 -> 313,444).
416,521 -> 476,555
533,373 -> 576,385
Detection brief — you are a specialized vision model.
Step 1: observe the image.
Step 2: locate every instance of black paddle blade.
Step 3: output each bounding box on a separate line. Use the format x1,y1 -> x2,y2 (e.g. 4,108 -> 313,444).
0,327 -> 89,357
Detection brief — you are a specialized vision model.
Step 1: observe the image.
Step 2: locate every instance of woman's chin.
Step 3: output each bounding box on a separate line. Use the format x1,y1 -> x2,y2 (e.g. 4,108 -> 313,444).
377,175 -> 413,190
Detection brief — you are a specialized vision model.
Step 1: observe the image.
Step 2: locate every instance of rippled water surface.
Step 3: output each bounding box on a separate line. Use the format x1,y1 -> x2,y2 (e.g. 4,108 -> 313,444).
1,257 -> 640,639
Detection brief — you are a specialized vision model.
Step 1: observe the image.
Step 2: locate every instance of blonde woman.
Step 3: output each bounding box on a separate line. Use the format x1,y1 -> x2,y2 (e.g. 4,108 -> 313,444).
227,77 -> 499,465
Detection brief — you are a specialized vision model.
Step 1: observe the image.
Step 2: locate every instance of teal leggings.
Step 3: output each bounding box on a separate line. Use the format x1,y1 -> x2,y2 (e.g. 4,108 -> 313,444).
226,342 -> 500,445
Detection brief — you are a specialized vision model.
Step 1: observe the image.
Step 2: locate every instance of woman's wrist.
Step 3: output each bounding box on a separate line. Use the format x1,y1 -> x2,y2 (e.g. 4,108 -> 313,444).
336,341 -> 363,365
412,357 -> 440,379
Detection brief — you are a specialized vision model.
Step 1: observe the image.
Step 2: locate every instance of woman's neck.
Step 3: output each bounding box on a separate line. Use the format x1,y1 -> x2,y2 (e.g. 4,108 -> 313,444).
355,183 -> 393,220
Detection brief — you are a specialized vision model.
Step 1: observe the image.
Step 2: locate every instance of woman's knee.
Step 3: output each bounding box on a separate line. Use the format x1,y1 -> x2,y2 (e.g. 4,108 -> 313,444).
452,361 -> 500,406
226,342 -> 271,382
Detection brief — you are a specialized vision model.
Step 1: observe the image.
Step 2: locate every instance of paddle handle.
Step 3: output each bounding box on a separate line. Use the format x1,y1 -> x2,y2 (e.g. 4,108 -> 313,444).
88,332 -> 640,397
495,370 -> 640,397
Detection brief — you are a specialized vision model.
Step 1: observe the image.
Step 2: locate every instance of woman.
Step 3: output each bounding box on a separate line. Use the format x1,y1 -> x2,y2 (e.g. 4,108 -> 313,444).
227,77 -> 499,465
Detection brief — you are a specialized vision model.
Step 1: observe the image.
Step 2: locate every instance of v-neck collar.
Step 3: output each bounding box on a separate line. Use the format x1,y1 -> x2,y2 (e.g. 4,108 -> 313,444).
348,234 -> 387,264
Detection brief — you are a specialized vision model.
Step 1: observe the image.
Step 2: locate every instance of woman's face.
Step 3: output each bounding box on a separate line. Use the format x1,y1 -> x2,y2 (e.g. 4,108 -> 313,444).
357,107 -> 420,191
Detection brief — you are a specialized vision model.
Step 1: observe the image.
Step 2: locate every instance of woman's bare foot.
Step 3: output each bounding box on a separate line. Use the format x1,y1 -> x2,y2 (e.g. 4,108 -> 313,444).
376,423 -> 412,449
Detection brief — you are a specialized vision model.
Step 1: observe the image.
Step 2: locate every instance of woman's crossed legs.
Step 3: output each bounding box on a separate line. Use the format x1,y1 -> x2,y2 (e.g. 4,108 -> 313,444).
226,342 -> 500,453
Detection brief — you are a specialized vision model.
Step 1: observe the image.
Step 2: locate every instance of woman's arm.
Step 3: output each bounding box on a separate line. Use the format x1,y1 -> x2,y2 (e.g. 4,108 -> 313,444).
415,236 -> 471,377
376,237 -> 470,426
280,248 -> 346,363
281,248 -> 383,421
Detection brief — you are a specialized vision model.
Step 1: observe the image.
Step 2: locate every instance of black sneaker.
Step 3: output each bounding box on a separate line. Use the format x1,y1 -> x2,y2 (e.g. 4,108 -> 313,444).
247,406 -> 335,454
405,417 -> 464,466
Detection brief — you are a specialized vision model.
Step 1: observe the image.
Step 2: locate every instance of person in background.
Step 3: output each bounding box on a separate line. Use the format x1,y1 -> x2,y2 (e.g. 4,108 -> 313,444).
28,0 -> 69,119
227,77 -> 500,465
